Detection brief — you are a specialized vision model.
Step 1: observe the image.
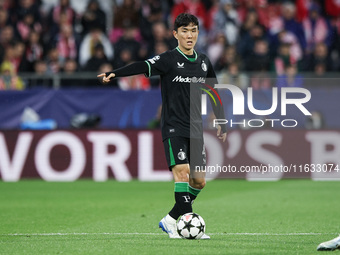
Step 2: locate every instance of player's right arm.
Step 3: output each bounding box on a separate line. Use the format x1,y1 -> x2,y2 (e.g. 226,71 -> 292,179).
97,52 -> 171,84
97,61 -> 149,84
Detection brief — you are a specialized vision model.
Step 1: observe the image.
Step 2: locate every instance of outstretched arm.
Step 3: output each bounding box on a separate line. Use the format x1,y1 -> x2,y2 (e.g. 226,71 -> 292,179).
97,61 -> 149,83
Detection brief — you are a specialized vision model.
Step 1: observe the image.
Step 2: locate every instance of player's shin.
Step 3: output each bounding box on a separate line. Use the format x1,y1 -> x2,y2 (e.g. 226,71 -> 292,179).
173,182 -> 192,216
188,184 -> 202,203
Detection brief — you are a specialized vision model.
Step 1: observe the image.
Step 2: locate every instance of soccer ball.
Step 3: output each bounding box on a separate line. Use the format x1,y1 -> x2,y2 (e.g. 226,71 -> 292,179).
177,212 -> 206,239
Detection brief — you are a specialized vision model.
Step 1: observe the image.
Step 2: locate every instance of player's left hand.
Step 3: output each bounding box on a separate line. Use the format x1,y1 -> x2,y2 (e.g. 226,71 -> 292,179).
217,125 -> 227,142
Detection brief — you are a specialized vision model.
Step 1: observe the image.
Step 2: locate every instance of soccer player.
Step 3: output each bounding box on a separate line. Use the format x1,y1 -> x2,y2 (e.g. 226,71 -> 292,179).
97,13 -> 227,239
317,235 -> 340,251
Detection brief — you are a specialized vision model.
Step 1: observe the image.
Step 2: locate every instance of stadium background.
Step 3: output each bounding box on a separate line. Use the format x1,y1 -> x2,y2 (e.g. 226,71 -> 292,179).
1,1 -> 340,254
0,0 -> 340,181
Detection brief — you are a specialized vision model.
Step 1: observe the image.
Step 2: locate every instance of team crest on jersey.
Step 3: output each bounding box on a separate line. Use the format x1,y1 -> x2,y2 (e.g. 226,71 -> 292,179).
177,62 -> 184,68
201,61 -> 207,72
178,149 -> 186,160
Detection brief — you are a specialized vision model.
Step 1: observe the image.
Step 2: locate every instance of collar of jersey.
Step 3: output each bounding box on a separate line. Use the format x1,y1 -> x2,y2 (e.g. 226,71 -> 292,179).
176,47 -> 197,62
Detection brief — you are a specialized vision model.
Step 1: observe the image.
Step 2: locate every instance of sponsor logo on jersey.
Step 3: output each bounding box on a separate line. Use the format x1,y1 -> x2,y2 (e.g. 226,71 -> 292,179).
172,75 -> 206,83
201,61 -> 207,71
178,149 -> 186,160
177,62 -> 184,68
147,55 -> 160,64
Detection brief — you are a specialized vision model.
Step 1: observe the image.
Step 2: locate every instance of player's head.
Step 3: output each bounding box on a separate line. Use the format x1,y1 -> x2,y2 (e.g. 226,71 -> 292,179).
173,13 -> 199,53
174,13 -> 199,32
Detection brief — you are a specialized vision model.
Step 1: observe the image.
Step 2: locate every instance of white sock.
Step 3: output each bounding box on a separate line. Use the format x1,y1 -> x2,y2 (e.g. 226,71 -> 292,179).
165,214 -> 176,224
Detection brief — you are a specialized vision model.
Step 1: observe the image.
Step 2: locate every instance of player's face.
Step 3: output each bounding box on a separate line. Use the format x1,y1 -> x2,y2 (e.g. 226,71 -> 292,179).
173,23 -> 199,54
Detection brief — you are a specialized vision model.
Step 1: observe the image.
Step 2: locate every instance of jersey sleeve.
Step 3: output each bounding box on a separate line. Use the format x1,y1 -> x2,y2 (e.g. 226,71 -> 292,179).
205,56 -> 228,134
144,51 -> 172,77
206,58 -> 218,85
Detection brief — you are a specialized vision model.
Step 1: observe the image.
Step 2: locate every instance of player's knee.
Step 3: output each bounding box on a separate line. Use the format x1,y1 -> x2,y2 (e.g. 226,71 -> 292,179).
191,178 -> 206,190
172,164 -> 190,182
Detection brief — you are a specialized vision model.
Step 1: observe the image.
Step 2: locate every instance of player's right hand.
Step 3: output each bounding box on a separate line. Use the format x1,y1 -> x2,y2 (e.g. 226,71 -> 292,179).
97,73 -> 115,84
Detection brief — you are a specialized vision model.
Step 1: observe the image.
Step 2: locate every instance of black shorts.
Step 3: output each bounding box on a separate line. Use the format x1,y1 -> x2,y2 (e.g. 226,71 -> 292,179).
163,136 -> 206,171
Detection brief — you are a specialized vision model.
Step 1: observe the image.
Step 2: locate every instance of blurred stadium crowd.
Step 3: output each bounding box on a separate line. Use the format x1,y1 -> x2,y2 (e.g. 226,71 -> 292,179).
0,0 -> 339,90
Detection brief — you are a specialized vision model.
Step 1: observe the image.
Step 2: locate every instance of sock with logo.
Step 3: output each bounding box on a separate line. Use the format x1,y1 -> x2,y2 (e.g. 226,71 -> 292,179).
168,182 -> 192,220
188,184 -> 202,203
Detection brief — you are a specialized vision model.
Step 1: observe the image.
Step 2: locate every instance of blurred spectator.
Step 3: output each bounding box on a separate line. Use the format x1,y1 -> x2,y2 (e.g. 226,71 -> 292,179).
207,33 -> 227,67
314,63 -> 326,78
250,72 -> 271,90
61,58 -> 79,87
47,0 -> 76,42
0,25 -> 15,64
237,0 -> 270,28
49,0 -> 76,27
239,10 -> 259,38
272,43 -> 293,75
45,47 -> 62,74
213,0 -> 240,45
79,27 -> 113,67
8,41 -> 30,73
15,13 -> 42,43
0,0 -> 12,10
147,21 -> 175,57
0,25 -> 15,48
0,7 -> 9,29
0,61 -> 24,90
308,42 -> 334,72
218,62 -> 249,90
98,62 -> 113,73
28,60 -> 52,88
111,0 -> 140,43
302,4 -> 332,54
55,24 -> 77,63
154,41 -> 169,55
9,0 -> 41,25
269,2 -> 306,51
238,24 -> 266,60
276,64 -> 303,88
81,0 -> 106,36
25,30 -> 44,65
113,26 -> 141,68
83,43 -> 108,72
205,0 -> 219,31
245,39 -> 271,71
139,0 -> 164,44
214,45 -> 241,72
271,29 -> 302,63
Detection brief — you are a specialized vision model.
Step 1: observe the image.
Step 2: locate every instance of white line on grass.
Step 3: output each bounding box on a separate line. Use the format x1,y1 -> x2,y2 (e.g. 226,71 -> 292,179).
2,232 -> 334,237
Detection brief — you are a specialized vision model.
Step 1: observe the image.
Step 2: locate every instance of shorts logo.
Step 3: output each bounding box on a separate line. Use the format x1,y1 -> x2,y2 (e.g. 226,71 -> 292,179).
178,149 -> 186,160
201,61 -> 207,72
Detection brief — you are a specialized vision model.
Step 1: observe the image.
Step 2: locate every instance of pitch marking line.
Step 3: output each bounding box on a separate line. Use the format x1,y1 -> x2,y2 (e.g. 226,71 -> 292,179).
2,232 -> 335,237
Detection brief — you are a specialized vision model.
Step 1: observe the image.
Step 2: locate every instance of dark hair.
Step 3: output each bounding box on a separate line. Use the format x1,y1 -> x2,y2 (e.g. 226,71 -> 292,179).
174,13 -> 199,31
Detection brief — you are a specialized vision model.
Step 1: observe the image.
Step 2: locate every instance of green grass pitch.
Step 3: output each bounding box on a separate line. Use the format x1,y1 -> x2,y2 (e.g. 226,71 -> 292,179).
0,180 -> 339,255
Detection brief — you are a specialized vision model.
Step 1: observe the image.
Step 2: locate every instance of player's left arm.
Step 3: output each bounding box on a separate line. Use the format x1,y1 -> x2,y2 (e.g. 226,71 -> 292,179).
206,59 -> 227,142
